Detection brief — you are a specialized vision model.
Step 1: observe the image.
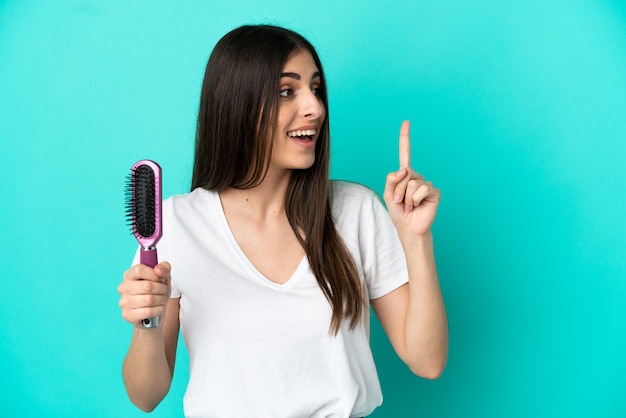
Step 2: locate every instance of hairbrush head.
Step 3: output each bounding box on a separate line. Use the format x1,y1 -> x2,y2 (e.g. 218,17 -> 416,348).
125,160 -> 162,248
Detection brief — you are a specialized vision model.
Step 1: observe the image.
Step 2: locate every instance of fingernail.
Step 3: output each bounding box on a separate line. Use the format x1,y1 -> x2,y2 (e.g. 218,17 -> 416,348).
405,205 -> 412,212
394,194 -> 403,203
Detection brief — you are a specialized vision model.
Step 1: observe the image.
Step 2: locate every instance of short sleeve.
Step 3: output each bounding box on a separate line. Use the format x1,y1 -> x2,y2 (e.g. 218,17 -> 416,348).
331,182 -> 409,300
360,188 -> 409,300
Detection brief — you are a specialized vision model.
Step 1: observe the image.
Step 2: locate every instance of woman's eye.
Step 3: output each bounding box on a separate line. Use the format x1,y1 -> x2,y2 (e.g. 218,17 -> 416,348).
279,87 -> 293,97
312,86 -> 322,97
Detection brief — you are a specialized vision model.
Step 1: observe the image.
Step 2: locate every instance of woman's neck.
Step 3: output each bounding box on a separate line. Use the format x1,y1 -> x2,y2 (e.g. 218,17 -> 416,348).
219,168 -> 291,221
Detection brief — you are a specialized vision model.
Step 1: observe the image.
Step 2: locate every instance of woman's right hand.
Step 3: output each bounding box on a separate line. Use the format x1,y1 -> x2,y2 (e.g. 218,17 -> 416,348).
118,262 -> 171,329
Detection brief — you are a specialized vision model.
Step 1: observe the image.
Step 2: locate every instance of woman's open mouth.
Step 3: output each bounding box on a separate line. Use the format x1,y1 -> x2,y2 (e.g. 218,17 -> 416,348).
287,129 -> 316,142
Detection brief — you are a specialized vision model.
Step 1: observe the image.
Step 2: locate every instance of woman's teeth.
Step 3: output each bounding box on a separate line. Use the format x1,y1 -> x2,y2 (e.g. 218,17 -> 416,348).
287,129 -> 316,138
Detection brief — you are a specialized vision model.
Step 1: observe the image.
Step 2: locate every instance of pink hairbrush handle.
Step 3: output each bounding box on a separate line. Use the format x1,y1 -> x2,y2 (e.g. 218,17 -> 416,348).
139,248 -> 159,328
140,247 -> 159,269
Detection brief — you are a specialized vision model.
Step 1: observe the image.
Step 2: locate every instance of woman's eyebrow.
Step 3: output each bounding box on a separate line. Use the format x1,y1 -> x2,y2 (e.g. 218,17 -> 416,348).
280,71 -> 321,80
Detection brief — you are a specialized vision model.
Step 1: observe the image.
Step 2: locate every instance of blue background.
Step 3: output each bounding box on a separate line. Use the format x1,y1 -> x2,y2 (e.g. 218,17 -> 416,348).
1,1 -> 625,416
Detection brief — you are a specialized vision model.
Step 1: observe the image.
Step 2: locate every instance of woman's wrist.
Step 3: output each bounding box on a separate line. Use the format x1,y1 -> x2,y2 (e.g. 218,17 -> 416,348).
398,230 -> 434,248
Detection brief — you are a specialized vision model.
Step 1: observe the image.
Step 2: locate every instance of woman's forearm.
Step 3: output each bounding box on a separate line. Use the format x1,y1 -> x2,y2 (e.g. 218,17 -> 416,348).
122,328 -> 173,412
400,232 -> 448,378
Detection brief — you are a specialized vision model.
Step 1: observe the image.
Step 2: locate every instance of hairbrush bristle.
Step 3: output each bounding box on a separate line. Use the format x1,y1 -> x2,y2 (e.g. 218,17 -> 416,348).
125,164 -> 157,239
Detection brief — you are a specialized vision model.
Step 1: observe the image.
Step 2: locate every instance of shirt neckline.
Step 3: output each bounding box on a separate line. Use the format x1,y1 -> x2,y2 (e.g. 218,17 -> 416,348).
205,188 -> 308,291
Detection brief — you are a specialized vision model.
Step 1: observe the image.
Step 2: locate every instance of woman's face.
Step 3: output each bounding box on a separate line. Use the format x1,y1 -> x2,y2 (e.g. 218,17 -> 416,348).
269,49 -> 326,173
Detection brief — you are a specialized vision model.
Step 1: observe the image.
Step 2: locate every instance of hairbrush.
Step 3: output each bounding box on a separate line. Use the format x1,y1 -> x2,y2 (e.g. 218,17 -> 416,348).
125,159 -> 163,329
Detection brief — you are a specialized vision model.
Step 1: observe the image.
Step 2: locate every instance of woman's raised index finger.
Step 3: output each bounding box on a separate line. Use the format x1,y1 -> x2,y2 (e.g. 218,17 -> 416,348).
399,120 -> 411,168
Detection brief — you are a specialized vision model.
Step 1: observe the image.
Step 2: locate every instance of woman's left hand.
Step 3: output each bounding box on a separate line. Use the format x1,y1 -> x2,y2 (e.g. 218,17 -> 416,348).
383,120 -> 441,238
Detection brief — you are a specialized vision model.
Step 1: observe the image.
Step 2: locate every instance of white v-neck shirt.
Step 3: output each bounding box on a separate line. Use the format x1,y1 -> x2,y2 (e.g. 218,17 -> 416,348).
153,181 -> 408,417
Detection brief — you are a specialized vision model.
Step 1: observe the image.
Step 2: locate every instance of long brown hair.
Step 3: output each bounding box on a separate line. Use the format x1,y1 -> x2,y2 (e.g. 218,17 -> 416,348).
191,25 -> 363,333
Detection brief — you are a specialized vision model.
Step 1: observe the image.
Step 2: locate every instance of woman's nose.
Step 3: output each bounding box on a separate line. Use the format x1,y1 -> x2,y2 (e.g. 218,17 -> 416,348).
301,90 -> 324,119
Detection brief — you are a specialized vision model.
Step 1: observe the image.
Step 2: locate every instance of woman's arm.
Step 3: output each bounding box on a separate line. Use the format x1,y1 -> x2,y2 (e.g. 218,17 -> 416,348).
372,120 -> 448,379
371,233 -> 447,379
118,263 -> 180,411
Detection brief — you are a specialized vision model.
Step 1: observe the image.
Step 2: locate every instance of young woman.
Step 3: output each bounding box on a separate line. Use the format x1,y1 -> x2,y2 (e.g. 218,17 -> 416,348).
118,24 -> 448,417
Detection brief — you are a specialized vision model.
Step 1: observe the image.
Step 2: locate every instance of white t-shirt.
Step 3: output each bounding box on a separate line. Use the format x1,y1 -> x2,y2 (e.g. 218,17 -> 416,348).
154,181 -> 408,417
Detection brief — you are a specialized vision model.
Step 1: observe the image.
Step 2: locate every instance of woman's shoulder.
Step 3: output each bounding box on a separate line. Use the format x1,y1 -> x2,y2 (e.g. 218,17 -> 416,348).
330,180 -> 380,204
165,187 -> 214,201
164,187 -> 217,213
329,180 -> 386,219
